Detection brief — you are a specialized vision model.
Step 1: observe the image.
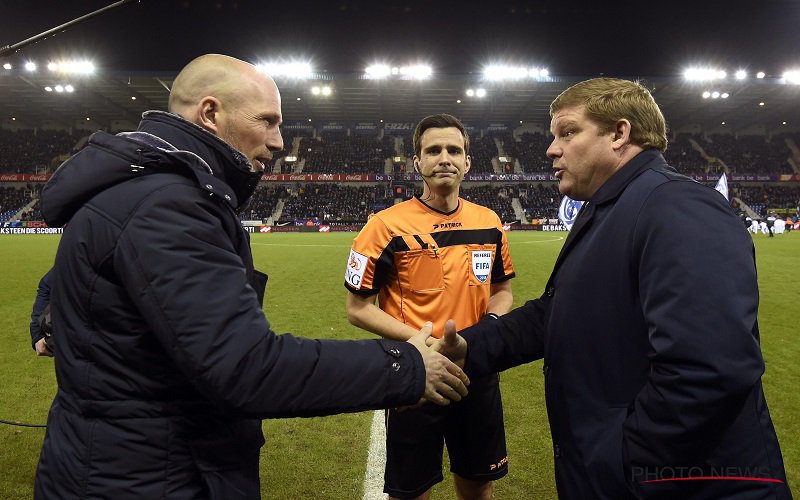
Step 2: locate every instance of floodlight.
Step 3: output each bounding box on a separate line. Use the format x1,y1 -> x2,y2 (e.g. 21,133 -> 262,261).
759,102 -> 765,106
721,93 -> 729,98
456,99 -> 461,103
526,67 -> 550,78
365,64 -> 391,78
257,62 -> 313,79
311,86 -> 321,95
756,72 -> 766,79
711,91 -> 720,98
2,63 -> 11,70
476,88 -> 487,97
25,61 -> 37,72
466,89 -> 475,97
44,86 -> 53,92
702,91 -> 711,98
683,67 -> 726,81
131,96 -> 136,100
321,85 -> 332,96
399,64 -> 432,79
65,84 -> 74,93
483,64 -> 528,81
783,70 -> 800,84
48,60 -> 95,75
735,70 -> 747,80
55,85 -> 64,93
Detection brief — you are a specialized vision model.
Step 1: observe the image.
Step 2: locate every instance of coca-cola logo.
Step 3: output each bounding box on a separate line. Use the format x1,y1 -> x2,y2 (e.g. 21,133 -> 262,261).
0,175 -> 19,181
261,174 -> 278,181
345,175 -> 363,181
29,175 -> 49,181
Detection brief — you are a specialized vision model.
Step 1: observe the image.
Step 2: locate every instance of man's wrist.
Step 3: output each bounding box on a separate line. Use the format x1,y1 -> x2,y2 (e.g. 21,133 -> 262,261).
484,312 -> 500,320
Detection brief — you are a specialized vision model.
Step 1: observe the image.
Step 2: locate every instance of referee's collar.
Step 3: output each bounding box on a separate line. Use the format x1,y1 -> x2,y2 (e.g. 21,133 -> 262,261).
414,195 -> 461,216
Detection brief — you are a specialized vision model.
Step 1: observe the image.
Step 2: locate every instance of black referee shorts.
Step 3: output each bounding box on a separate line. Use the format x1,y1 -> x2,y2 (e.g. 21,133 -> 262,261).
383,373 -> 508,499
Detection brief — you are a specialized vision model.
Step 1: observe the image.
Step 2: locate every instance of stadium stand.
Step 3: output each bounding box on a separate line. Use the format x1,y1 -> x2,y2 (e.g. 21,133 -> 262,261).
2,125 -> 799,226
460,185 -> 517,222
0,129 -> 86,173
298,134 -> 394,174
279,184 -> 393,223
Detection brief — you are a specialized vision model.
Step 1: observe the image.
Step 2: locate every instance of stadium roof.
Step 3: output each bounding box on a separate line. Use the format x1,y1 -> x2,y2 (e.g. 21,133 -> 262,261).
1,69 -> 799,135
2,1 -> 799,133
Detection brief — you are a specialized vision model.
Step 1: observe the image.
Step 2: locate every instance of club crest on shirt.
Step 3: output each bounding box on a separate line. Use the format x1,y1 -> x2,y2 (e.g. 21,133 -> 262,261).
471,250 -> 492,283
345,249 -> 368,289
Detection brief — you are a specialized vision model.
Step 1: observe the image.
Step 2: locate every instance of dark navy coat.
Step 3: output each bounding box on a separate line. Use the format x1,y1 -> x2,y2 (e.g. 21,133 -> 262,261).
462,150 -> 791,499
36,112 -> 427,499
29,267 -> 53,348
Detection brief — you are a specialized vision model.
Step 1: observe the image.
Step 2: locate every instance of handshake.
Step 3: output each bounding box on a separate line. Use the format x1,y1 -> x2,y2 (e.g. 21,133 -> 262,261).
406,320 -> 469,407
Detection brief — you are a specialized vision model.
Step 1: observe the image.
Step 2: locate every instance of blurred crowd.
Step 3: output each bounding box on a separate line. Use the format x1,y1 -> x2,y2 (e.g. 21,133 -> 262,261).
2,128 -> 800,226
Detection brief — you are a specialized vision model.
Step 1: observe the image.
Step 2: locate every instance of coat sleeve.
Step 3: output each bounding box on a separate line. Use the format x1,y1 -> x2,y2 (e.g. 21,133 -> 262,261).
462,299 -> 546,376
114,185 -> 425,418
622,181 -> 765,469
29,268 -> 53,348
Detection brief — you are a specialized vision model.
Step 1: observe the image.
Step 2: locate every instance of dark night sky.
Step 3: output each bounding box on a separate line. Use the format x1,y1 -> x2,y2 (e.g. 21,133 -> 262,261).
2,0 -> 799,77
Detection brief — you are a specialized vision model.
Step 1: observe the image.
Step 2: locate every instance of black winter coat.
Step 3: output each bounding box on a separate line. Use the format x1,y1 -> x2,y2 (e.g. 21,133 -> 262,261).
35,112 -> 426,499
461,150 -> 791,499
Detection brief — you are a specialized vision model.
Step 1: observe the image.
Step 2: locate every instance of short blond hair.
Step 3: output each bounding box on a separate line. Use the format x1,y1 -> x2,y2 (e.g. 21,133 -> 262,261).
550,78 -> 668,152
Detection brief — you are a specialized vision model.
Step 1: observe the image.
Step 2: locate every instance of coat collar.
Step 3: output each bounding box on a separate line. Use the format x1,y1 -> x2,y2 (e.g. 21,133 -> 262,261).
137,111 -> 262,211
544,149 -> 669,292
589,149 -> 667,206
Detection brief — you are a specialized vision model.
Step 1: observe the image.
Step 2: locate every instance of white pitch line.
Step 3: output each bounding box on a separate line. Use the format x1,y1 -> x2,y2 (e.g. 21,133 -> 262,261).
514,236 -> 565,243
362,410 -> 388,500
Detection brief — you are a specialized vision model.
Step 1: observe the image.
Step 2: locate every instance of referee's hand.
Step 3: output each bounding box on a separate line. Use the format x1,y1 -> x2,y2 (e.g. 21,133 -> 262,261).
432,319 -> 467,369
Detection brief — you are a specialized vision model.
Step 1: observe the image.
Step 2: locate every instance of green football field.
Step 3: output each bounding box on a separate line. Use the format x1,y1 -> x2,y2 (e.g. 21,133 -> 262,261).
0,231 -> 797,498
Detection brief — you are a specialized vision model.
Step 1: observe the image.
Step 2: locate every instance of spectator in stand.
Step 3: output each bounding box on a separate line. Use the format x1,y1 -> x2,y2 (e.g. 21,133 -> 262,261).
301,134 -> 390,174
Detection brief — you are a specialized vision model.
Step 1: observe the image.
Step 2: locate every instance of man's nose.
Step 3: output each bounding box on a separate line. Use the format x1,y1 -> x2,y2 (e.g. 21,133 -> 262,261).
546,141 -> 559,159
268,130 -> 284,153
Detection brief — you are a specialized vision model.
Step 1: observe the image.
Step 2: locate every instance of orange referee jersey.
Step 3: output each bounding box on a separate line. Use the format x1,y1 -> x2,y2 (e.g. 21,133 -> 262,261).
345,196 -> 515,338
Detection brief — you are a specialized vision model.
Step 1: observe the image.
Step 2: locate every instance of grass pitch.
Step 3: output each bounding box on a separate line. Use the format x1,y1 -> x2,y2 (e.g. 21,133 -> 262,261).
0,231 -> 796,498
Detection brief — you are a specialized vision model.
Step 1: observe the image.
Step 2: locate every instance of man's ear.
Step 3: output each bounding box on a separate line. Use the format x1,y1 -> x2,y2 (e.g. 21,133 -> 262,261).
611,118 -> 632,151
196,96 -> 222,134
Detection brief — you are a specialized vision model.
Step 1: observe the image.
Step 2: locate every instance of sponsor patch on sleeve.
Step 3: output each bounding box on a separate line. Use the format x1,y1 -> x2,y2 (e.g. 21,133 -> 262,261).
345,249 -> 369,289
